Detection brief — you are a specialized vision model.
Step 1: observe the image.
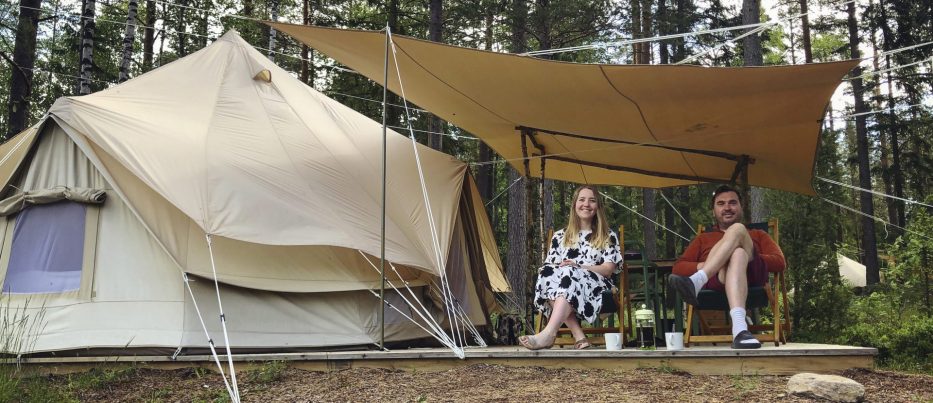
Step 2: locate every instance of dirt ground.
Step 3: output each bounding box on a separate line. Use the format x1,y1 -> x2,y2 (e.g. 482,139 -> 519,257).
43,364 -> 933,402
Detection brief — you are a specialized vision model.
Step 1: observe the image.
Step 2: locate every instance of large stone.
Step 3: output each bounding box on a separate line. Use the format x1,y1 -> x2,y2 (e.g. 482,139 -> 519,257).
787,373 -> 865,402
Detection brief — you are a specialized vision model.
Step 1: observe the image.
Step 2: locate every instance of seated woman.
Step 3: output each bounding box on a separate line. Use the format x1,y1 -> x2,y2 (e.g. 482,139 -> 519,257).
519,185 -> 622,350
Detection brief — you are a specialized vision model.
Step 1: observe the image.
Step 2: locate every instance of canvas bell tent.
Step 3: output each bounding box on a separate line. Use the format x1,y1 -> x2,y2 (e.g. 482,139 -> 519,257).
0,30 -> 506,355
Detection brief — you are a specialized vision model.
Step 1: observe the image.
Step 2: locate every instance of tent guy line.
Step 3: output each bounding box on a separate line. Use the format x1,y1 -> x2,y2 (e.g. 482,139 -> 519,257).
388,27 -> 469,358
658,189 -> 699,236
817,176 -> 933,209
358,251 -> 461,352
204,234 -> 241,402
604,194 -> 691,242
820,197 -> 931,241
14,1 -> 931,83
181,273 -> 237,401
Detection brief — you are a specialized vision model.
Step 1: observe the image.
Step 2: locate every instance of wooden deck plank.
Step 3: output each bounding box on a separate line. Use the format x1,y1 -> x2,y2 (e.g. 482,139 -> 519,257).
19,343 -> 876,376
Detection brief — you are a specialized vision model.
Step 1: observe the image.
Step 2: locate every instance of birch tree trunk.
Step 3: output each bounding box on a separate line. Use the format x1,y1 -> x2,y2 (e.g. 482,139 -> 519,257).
300,0 -> 313,86
119,0 -> 139,83
78,0 -> 96,95
268,0 -> 279,58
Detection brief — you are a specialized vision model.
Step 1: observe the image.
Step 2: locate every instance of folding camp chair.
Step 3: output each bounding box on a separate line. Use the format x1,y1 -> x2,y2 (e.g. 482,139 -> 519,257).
533,226 -> 626,347
683,219 -> 790,347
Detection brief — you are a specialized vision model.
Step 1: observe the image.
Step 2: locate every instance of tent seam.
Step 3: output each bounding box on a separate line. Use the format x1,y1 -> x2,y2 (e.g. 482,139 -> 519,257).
597,66 -> 703,181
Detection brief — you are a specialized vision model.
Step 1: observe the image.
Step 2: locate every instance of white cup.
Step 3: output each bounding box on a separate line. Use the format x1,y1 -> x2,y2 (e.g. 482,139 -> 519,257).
604,332 -> 623,350
665,332 -> 684,351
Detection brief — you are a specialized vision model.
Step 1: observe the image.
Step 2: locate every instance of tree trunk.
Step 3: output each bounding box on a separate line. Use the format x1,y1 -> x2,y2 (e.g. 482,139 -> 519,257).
268,0 -> 279,58
674,0 -> 686,62
799,0 -> 812,63
6,0 -> 42,138
157,2 -> 167,66
741,0 -> 762,65
142,0 -> 155,71
661,188 -> 674,257
657,0 -> 669,64
119,0 -> 139,83
506,0 -> 529,310
300,0 -> 313,86
475,8 -> 496,209
506,168 -> 528,307
846,2 -> 880,286
631,0 -> 641,62
639,0 -> 652,63
426,0 -> 444,151
197,0 -> 209,48
742,0 -> 764,222
868,28 -> 897,239
642,188 -> 657,259
78,0 -> 96,95
878,0 -> 905,230
176,0 -> 186,56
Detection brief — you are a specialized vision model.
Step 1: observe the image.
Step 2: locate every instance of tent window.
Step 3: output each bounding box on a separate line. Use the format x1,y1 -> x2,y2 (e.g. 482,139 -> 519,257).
2,202 -> 88,294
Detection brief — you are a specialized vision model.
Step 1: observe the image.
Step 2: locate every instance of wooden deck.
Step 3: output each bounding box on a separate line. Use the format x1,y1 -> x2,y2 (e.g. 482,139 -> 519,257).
21,343 -> 876,376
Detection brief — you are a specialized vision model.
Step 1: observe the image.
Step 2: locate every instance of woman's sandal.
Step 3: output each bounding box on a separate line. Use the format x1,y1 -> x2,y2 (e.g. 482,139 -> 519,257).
518,334 -> 554,350
574,338 -> 593,350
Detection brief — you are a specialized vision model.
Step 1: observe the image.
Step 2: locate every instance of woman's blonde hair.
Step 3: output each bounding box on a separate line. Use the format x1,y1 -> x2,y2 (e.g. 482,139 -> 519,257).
562,185 -> 611,250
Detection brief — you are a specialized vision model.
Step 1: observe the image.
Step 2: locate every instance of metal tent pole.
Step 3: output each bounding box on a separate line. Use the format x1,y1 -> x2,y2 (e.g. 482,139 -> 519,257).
379,24 -> 390,350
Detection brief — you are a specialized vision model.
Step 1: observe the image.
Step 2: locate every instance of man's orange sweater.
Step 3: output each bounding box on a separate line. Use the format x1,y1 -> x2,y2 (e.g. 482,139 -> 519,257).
672,226 -> 786,277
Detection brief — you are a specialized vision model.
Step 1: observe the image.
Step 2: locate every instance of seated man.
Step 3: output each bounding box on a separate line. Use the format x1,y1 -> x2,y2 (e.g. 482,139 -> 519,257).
668,185 -> 785,349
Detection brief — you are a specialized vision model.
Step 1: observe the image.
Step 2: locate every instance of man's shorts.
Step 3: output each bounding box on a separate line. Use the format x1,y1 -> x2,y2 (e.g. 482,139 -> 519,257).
703,253 -> 768,292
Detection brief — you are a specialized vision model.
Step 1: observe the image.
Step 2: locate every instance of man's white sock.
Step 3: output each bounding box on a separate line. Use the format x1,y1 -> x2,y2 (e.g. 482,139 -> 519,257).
730,308 -> 748,337
730,308 -> 759,345
688,271 -> 708,296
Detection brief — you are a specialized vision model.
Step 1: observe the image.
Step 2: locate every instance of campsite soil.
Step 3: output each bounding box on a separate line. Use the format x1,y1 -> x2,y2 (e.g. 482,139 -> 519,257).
42,363 -> 933,402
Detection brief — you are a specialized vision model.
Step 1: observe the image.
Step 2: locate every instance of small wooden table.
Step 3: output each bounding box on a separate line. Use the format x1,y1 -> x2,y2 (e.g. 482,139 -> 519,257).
619,257 -> 682,344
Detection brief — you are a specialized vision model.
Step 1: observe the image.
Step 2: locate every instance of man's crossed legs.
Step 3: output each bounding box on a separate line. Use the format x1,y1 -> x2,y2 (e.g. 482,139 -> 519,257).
669,224 -> 763,349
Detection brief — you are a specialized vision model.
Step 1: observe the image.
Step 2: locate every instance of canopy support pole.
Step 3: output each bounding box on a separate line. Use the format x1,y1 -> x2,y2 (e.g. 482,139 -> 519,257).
539,156 -> 547,263
515,125 -> 745,162
379,24 -> 390,351
520,128 -> 535,319
729,155 -> 752,221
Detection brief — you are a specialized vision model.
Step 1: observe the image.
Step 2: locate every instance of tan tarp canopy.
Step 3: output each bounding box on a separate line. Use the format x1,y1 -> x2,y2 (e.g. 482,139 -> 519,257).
270,23 -> 859,195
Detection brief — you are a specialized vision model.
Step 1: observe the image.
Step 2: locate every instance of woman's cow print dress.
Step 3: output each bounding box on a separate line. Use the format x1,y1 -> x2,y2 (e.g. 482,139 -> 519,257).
534,229 -> 623,324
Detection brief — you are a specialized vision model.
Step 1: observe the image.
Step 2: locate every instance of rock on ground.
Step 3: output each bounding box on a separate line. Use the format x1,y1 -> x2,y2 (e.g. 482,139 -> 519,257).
788,372 -> 866,402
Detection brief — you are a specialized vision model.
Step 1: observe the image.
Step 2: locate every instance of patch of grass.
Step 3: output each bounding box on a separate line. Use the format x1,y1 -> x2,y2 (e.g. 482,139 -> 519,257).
13,375 -> 76,403
242,360 -> 287,384
656,360 -> 676,374
730,374 -> 761,396
0,296 -> 48,402
193,386 -> 232,403
144,386 -> 173,402
65,366 -> 139,392
187,366 -> 211,379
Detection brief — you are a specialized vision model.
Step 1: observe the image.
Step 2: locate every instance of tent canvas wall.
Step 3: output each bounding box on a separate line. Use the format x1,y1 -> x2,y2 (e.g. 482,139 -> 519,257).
0,30 -> 506,354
